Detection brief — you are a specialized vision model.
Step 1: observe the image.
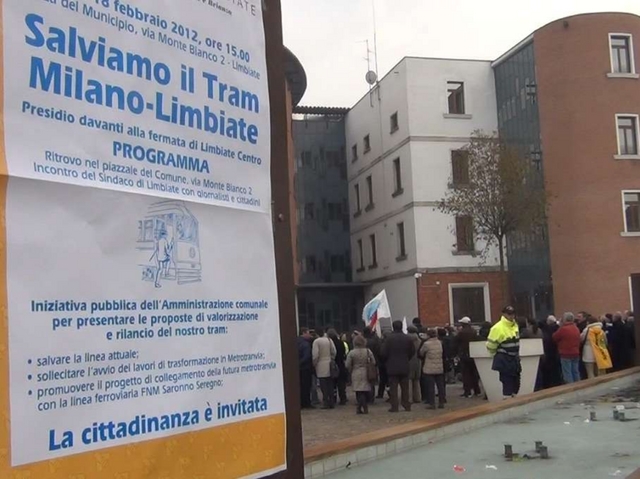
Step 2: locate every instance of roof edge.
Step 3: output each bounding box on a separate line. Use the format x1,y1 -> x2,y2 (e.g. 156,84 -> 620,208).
534,11 -> 640,36
349,56 -> 492,111
492,11 -> 640,68
492,34 -> 534,68
294,106 -> 349,116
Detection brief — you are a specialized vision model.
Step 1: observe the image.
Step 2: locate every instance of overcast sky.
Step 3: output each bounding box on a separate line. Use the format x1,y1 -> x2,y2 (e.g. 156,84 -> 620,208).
281,0 -> 639,107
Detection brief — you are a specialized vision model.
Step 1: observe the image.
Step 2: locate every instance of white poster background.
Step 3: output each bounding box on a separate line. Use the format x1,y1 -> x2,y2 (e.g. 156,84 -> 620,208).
7,178 -> 285,466
3,0 -> 271,212
2,0 -> 285,471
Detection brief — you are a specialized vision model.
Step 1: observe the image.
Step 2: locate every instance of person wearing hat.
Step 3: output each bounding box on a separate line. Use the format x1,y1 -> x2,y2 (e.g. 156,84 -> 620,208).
454,317 -> 482,398
486,306 -> 521,399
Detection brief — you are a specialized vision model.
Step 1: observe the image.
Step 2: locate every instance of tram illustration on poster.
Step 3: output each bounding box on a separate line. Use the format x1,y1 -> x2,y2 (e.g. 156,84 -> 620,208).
137,200 -> 202,287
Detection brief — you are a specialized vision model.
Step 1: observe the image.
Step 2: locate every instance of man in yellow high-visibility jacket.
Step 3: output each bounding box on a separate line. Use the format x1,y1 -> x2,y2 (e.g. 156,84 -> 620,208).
486,305 -> 521,399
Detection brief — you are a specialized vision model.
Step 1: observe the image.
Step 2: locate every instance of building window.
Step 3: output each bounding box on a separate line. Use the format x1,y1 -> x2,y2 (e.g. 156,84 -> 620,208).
352,144 -> 358,162
328,203 -> 336,221
623,191 -> 640,233
305,255 -> 317,273
456,216 -> 474,252
526,80 -> 537,103
369,234 -> 378,268
617,115 -> 639,156
390,112 -> 399,133
396,222 -> 407,260
447,81 -> 465,114
364,135 -> 371,153
451,150 -> 470,186
450,284 -> 489,324
354,184 -> 361,216
610,34 -> 634,74
330,254 -> 345,273
304,202 -> 315,220
392,157 -> 403,196
356,239 -> 364,271
365,175 -> 374,210
300,150 -> 313,168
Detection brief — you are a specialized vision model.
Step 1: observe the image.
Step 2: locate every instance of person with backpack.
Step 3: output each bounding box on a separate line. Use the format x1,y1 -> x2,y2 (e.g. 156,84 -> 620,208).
363,326 -> 382,403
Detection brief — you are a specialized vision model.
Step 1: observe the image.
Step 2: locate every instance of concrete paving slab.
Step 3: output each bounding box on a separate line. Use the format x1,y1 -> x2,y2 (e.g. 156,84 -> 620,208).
328,381 -> 640,479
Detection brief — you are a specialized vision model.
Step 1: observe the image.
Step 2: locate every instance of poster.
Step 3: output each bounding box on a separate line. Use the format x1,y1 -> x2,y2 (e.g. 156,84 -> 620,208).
0,0 -> 285,477
4,0 -> 270,213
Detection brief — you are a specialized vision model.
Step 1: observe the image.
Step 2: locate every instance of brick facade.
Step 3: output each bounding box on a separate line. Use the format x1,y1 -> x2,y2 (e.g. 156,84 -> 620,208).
535,13 -> 640,314
417,271 -> 508,328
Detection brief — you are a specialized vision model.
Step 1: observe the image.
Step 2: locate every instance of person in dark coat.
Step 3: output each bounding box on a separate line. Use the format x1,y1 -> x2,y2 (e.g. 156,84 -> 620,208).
381,320 -> 415,412
540,316 -> 562,388
523,318 -> 544,390
407,326 -> 423,403
454,317 -> 481,397
625,314 -> 636,369
412,317 -> 424,334
479,320 -> 492,340
328,329 -> 348,405
297,328 -> 314,408
438,328 -> 454,385
603,315 -> 613,341
609,313 -> 629,371
576,311 -> 589,333
363,326 -> 382,402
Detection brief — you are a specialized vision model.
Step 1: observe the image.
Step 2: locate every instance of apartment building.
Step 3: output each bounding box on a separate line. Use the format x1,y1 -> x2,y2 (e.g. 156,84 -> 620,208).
495,12 -> 640,316
346,58 -> 506,327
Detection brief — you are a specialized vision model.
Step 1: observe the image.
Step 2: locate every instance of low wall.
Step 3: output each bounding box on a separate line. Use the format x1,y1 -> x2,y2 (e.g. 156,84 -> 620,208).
304,368 -> 640,478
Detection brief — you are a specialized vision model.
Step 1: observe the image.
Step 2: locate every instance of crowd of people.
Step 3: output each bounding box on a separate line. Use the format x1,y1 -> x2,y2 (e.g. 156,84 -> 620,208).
297,308 -> 637,414
535,310 -> 636,388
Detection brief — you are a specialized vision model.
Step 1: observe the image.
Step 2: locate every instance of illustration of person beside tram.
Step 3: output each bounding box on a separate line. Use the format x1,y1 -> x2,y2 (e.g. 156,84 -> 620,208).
150,227 -> 174,288
138,201 -> 202,287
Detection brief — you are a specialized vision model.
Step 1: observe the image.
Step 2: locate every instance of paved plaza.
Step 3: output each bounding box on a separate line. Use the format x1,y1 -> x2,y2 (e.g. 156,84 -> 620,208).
302,383 -> 484,448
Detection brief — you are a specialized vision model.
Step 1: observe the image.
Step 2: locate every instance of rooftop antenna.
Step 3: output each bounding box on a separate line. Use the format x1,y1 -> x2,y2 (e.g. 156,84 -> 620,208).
364,40 -> 377,107
364,0 -> 380,106
372,0 -> 380,87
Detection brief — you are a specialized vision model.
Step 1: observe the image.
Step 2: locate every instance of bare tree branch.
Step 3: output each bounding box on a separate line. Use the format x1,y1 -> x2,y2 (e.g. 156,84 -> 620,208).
439,131 -> 548,274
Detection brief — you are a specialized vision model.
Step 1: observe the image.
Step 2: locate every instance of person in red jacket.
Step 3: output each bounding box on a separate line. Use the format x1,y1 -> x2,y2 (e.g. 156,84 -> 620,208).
553,312 -> 582,383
